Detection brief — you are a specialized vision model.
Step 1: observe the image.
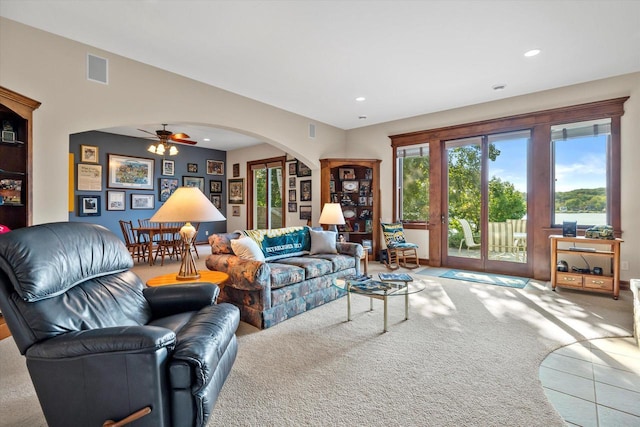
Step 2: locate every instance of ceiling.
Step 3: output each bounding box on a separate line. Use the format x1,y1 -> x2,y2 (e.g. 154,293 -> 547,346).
1,0 -> 639,150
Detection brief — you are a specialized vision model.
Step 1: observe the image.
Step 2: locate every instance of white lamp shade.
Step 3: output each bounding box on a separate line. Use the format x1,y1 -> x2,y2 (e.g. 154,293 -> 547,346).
150,186 -> 226,222
318,203 -> 346,225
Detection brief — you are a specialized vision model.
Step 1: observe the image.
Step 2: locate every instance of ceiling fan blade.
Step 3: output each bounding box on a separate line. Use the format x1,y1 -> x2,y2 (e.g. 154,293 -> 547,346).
137,128 -> 157,137
171,133 -> 190,140
171,137 -> 198,145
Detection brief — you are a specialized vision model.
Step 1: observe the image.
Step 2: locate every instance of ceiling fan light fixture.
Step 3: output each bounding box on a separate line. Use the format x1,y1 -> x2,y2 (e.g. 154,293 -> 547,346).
156,143 -> 166,155
148,144 -> 157,153
169,145 -> 178,155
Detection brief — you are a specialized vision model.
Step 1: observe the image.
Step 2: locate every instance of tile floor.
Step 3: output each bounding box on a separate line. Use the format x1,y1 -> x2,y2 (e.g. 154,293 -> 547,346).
539,337 -> 640,426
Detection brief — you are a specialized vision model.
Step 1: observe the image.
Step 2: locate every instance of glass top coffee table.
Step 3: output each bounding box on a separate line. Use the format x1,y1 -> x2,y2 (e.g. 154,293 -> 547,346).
335,273 -> 425,332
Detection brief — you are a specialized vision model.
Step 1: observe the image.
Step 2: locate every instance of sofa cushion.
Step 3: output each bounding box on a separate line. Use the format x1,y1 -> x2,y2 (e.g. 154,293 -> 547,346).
230,236 -> 265,261
277,256 -> 334,280
309,229 -> 338,254
268,263 -> 305,289
309,253 -> 355,273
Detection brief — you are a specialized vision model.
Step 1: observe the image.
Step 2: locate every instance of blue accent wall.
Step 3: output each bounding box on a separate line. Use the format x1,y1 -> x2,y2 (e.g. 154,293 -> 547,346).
69,131 -> 227,242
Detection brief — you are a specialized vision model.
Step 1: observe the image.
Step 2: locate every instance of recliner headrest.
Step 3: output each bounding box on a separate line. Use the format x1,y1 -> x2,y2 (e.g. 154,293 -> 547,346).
0,222 -> 133,302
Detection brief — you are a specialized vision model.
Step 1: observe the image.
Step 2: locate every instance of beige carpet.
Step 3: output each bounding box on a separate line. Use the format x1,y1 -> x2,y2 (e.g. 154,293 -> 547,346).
0,253 -> 634,426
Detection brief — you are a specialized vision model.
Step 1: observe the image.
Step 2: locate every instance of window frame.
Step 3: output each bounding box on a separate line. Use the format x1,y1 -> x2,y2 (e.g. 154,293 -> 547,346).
247,156 -> 286,230
396,142 -> 430,229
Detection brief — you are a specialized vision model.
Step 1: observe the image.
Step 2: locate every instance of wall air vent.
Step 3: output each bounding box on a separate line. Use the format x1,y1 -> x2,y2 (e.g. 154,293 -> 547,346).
87,54 -> 108,84
309,123 -> 316,139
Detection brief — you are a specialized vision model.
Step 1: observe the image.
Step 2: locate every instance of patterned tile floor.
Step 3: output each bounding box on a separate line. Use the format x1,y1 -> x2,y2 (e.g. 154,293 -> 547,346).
539,337 -> 640,426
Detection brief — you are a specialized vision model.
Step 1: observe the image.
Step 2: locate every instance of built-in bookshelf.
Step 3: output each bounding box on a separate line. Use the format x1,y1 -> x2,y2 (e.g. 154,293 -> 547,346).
320,158 -> 381,260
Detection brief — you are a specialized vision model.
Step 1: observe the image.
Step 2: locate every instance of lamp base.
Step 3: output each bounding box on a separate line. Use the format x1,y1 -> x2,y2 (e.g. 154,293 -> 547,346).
175,233 -> 200,281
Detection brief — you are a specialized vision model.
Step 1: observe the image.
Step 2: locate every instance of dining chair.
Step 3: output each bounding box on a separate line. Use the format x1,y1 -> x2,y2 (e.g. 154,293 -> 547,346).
153,222 -> 184,266
119,220 -> 147,263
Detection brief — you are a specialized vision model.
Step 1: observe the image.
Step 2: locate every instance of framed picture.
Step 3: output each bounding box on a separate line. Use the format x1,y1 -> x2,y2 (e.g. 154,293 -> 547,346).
288,177 -> 296,188
359,180 -> 371,195
159,178 -> 179,202
187,163 -> 198,173
296,161 -> 311,177
108,154 -> 155,190
289,189 -> 296,201
0,178 -> 22,204
329,180 -> 335,193
183,176 -> 205,193
210,194 -> 222,209
288,161 -> 297,176
342,180 -> 359,193
232,205 -> 240,216
228,178 -> 244,204
106,190 -> 125,211
339,168 -> 355,180
299,205 -> 312,220
78,195 -> 101,216
288,202 -> 297,212
207,160 -> 224,175
210,180 -> 222,193
233,163 -> 240,177
77,163 -> 102,191
162,159 -> 175,176
80,145 -> 99,163
300,179 -> 312,201
131,193 -> 155,209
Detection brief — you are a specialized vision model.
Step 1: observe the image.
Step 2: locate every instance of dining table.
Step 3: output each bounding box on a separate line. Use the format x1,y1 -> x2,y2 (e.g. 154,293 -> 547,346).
133,224 -> 181,266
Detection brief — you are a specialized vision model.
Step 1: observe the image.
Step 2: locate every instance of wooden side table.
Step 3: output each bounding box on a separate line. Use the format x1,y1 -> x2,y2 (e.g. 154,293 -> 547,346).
146,270 -> 229,287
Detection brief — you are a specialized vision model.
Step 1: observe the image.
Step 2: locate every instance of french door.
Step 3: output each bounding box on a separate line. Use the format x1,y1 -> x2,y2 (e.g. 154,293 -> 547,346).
248,157 -> 285,229
442,130 -> 530,274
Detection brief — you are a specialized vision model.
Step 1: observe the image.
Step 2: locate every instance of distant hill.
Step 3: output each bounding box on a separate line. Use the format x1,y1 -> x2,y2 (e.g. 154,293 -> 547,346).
555,188 -> 605,212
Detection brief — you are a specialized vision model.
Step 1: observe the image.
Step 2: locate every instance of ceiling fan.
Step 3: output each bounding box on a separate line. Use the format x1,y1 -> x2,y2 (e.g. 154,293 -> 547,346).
139,124 -> 197,156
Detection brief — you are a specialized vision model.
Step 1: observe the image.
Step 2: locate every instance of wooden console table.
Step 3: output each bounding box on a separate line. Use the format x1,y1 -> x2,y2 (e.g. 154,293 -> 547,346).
550,235 -> 623,299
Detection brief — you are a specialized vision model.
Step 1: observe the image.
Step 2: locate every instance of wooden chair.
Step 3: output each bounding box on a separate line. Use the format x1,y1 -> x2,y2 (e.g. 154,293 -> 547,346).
380,221 -> 419,270
155,222 -> 183,266
458,218 -> 481,253
118,220 -> 147,263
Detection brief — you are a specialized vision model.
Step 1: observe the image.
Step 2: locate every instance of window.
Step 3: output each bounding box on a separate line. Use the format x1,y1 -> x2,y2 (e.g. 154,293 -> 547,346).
552,119 -> 610,227
396,143 -> 429,223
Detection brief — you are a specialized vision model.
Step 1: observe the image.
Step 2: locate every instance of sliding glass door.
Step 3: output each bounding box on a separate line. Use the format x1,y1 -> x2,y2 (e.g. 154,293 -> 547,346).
444,130 -> 530,272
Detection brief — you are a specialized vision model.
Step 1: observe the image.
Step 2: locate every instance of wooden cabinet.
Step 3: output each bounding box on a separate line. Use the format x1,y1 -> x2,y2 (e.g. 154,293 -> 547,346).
550,235 -> 623,299
320,159 -> 381,260
0,87 -> 40,230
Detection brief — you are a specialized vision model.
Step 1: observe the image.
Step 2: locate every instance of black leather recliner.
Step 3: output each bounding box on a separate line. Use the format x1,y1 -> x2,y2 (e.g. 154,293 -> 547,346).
0,222 -> 240,427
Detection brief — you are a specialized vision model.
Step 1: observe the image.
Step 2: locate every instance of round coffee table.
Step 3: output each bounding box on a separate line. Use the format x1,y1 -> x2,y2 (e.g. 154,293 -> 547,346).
146,270 -> 229,287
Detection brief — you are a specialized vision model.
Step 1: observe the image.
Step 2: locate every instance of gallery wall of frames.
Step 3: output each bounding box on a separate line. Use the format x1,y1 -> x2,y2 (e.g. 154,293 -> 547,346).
69,130 -> 227,242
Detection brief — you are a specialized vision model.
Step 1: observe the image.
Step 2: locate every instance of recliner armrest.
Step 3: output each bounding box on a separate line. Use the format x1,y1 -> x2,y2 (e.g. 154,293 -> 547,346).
25,325 -> 176,359
143,283 -> 219,319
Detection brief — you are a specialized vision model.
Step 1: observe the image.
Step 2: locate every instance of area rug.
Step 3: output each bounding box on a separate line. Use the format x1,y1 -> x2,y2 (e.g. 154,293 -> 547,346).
438,269 -> 529,288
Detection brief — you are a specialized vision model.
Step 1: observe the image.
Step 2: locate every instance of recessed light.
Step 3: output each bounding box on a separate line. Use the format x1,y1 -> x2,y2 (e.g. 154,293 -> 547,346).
203,138 -> 210,142
524,49 -> 541,57
492,84 -> 506,91
358,115 -> 367,120
355,97 -> 366,102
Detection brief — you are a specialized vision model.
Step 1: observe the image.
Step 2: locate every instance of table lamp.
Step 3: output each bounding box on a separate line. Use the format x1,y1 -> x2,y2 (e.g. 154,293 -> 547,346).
150,186 -> 226,280
318,203 -> 345,233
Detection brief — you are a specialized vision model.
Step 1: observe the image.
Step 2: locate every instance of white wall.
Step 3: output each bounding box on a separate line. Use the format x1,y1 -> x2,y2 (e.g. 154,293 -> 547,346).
345,73 -> 640,280
0,18 -> 346,226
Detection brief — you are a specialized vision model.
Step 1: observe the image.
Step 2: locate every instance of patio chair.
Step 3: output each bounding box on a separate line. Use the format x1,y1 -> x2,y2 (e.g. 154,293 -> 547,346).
488,221 -> 520,260
380,221 -> 419,270
458,218 -> 481,253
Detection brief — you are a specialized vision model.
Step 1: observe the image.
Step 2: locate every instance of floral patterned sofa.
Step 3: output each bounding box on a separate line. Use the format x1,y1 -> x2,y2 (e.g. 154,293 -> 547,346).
205,226 -> 363,329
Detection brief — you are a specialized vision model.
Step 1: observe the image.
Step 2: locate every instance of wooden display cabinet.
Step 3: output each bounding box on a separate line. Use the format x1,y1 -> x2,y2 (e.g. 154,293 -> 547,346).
550,235 -> 623,299
320,158 -> 381,260
0,86 -> 40,230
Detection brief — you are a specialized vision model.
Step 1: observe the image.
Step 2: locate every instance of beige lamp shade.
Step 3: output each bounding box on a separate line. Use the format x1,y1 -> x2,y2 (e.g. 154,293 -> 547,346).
318,203 -> 346,226
150,186 -> 226,223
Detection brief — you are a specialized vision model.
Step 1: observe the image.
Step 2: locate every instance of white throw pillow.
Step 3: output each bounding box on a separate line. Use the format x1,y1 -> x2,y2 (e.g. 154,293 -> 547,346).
309,229 -> 338,255
230,236 -> 265,261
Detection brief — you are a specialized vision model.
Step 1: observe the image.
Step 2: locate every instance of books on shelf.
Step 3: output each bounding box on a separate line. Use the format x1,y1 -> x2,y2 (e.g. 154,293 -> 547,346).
378,272 -> 413,282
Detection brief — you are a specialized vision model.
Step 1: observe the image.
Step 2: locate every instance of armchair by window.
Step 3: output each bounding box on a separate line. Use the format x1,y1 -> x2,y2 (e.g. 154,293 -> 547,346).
0,222 -> 240,427
380,221 -> 419,270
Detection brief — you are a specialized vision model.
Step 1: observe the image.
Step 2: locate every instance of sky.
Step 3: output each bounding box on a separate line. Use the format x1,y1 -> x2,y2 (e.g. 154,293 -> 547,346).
489,135 -> 607,193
